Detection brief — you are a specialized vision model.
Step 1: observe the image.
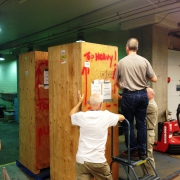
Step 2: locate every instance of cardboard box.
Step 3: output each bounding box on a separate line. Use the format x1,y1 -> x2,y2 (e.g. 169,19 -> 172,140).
4,111 -> 14,121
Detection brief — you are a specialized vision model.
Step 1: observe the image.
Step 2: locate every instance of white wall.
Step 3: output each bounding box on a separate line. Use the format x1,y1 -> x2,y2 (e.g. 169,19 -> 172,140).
168,50 -> 180,119
0,60 -> 17,93
0,60 -> 17,108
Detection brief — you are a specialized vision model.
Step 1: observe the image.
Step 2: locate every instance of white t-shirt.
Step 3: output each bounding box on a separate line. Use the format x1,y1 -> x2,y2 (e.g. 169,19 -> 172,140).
71,110 -> 119,163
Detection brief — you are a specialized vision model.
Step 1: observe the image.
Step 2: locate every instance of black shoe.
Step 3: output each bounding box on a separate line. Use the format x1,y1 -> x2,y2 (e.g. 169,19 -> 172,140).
139,153 -> 147,160
119,150 -> 140,161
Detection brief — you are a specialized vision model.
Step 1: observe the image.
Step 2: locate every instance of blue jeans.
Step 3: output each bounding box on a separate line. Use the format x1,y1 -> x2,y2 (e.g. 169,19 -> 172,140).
121,89 -> 148,154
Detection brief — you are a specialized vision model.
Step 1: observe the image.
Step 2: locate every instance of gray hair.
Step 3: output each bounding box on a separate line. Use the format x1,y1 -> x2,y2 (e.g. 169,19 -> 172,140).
90,93 -> 103,106
126,38 -> 138,51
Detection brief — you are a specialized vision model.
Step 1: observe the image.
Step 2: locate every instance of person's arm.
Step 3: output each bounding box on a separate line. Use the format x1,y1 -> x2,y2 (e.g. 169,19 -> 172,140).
146,75 -> 157,82
115,78 -> 123,89
118,94 -> 122,100
69,90 -> 84,117
118,114 -> 125,122
146,103 -> 155,115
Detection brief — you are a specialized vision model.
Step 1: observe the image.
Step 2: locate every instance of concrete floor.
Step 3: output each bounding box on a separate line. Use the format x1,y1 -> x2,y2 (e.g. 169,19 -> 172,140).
118,138 -> 180,180
0,119 -> 19,165
0,151 -> 180,180
0,119 -> 180,180
0,162 -> 50,180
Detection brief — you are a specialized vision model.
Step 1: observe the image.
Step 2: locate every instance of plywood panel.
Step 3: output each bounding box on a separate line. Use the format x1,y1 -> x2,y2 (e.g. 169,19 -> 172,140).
49,43 -> 82,179
19,52 -> 37,173
49,42 -> 119,180
80,42 -> 119,179
19,51 -> 49,174
35,58 -> 49,169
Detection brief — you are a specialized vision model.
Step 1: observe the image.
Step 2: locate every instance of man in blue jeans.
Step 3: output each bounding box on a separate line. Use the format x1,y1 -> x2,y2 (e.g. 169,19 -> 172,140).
115,38 -> 157,160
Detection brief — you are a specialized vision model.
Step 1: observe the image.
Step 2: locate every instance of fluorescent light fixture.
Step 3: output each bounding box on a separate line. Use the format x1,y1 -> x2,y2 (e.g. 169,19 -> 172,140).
28,46 -> 33,52
76,31 -> 85,42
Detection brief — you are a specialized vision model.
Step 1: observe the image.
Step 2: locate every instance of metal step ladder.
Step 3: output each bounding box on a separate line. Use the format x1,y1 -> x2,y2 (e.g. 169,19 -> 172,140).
110,119 -> 160,180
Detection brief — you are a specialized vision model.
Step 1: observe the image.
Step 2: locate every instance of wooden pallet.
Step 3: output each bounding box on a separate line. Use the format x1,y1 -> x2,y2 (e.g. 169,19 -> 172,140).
16,160 -> 50,180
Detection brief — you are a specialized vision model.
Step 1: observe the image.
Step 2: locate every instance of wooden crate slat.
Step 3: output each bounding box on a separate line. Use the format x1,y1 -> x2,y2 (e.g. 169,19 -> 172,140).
49,42 -> 119,180
19,51 -> 49,174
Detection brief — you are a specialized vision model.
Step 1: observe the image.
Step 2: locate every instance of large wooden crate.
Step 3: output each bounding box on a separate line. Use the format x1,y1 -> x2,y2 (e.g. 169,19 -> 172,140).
19,51 -> 49,174
48,42 -> 119,180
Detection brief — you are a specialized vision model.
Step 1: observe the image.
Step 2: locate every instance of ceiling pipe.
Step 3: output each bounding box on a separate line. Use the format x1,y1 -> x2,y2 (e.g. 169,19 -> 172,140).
0,1 -> 180,52
4,1 -> 179,37
120,8 -> 180,30
0,0 -> 12,7
117,0 -> 180,18
6,10 -> 180,52
0,0 -> 127,44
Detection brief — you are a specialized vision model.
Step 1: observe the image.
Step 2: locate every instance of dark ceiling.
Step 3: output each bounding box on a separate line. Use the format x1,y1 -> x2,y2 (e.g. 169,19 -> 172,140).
0,0 -> 180,56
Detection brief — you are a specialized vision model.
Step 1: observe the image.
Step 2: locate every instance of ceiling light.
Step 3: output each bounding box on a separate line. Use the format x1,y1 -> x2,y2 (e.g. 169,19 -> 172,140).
28,46 -> 33,52
0,54 -> 5,61
76,31 -> 85,42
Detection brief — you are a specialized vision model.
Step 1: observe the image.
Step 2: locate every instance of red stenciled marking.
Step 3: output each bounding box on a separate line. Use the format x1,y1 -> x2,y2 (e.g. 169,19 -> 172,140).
106,104 -> 111,108
84,52 -> 91,61
114,104 -> 118,106
36,101 -> 49,111
110,58 -> 113,68
114,51 -> 117,60
112,63 -> 117,94
81,66 -> 89,106
95,53 -> 113,68
113,84 -> 116,94
83,51 -> 114,67
35,60 -> 48,101
81,66 -> 85,75
37,125 -> 49,146
35,61 -> 49,112
85,68 -> 88,106
112,67 -> 116,79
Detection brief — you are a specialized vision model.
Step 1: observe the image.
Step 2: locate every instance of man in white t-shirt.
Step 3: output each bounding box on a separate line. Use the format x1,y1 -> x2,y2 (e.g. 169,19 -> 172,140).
69,91 -> 125,180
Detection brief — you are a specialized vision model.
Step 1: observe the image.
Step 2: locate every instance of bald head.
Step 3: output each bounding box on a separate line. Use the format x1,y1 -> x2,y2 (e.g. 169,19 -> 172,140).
126,38 -> 138,51
90,93 -> 103,110
147,88 -> 155,100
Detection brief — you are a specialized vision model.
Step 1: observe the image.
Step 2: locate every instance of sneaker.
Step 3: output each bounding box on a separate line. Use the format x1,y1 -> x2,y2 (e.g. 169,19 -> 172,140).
119,150 -> 140,161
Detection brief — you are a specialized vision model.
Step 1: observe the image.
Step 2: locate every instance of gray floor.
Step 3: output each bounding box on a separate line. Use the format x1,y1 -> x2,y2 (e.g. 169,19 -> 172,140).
118,150 -> 180,180
118,140 -> 180,180
0,119 -> 180,180
0,119 -> 19,165
0,146 -> 180,180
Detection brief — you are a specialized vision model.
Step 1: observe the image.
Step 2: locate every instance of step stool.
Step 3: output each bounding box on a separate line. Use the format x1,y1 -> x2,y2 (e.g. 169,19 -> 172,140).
110,119 -> 160,180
